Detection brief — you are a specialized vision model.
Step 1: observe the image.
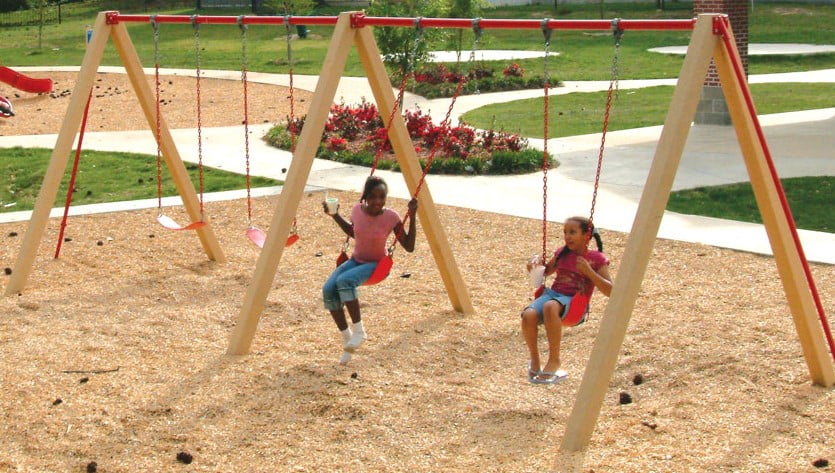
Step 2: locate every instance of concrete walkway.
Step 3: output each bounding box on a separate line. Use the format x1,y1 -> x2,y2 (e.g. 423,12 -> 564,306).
649,43 -> 835,56
2,67 -> 833,264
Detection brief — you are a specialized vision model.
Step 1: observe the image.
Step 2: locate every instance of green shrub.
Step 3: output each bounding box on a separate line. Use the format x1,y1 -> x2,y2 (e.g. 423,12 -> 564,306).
487,149 -> 554,174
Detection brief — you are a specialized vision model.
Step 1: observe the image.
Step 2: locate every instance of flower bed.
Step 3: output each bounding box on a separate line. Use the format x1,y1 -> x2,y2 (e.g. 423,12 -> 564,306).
405,63 -> 558,99
263,101 -> 555,175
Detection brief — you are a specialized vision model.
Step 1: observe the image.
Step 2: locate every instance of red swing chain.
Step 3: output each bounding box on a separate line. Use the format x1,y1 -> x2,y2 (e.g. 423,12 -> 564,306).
388,19 -> 476,248
588,20 -> 622,227
339,21 -> 424,256
285,16 -> 299,236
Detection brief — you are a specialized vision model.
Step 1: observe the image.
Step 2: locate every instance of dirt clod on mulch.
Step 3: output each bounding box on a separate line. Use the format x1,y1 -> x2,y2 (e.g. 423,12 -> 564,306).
176,451 -> 193,465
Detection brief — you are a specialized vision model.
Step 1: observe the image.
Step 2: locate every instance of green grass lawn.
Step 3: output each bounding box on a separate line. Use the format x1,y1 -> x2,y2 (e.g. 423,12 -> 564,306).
667,176 -> 834,233
461,82 -> 835,138
0,3 -> 832,80
0,147 -> 280,213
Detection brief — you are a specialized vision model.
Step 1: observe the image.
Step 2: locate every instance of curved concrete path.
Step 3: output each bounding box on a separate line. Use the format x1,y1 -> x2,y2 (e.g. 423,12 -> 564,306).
650,43 -> 835,56
1,66 -> 833,264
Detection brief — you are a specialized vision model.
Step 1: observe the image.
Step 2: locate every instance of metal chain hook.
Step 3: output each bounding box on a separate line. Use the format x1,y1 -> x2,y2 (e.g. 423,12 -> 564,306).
470,18 -> 482,64
407,17 -> 423,74
541,18 -> 552,85
284,15 -> 293,66
611,18 -> 623,99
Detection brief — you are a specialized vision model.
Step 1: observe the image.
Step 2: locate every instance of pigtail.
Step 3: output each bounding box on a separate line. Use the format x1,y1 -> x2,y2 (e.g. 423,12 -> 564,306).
591,225 -> 603,252
554,245 -> 571,263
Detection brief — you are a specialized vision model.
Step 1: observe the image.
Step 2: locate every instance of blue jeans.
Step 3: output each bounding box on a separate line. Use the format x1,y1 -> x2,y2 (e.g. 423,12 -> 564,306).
322,258 -> 377,311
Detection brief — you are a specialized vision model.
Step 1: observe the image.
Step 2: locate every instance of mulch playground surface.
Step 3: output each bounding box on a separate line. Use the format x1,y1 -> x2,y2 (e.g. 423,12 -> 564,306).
1,72 -> 834,472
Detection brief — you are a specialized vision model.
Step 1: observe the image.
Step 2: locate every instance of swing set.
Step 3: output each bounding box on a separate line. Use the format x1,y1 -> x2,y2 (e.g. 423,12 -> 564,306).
3,10 -> 833,466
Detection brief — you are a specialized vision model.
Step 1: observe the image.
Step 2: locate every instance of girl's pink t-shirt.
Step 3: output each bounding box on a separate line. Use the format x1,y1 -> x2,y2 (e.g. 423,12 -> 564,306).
550,246 -> 609,296
351,203 -> 401,263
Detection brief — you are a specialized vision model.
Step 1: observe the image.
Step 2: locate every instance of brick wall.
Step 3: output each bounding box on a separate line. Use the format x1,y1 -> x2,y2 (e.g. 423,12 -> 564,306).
694,0 -> 749,85
693,0 -> 749,125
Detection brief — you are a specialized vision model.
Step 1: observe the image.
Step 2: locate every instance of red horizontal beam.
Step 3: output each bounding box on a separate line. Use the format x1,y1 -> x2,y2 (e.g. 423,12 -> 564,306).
108,12 -> 696,31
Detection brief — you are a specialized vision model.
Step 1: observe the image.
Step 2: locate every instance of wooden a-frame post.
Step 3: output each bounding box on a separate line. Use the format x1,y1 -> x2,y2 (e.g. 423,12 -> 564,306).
226,12 -> 474,355
556,14 -> 835,466
3,11 -> 226,297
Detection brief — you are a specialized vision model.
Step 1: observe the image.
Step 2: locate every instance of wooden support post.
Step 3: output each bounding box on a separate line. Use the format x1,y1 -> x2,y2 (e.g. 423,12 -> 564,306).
110,20 -> 225,263
713,30 -> 835,386
4,13 -> 112,296
352,26 -> 474,315
226,13 -> 357,355
558,15 -> 720,456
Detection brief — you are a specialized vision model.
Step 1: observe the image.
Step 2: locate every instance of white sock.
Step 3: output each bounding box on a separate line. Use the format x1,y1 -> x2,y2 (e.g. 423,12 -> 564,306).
340,328 -> 352,346
339,351 -> 352,365
352,321 -> 365,335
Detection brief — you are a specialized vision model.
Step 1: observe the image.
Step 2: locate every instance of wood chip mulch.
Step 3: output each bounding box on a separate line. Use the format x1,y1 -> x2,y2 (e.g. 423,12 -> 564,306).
1,71 -> 833,472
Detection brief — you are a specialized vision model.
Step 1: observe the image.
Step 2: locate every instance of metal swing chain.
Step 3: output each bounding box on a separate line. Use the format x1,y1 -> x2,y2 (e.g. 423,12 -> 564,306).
468,18 -> 482,94
192,15 -> 205,219
284,15 -> 299,235
285,15 -> 296,154
152,16 -> 164,215
238,17 -> 253,227
588,19 -> 623,226
541,19 -> 552,262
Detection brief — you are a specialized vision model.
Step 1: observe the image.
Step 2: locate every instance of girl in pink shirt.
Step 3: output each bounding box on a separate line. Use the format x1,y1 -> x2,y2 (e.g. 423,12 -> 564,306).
323,176 -> 418,364
522,216 -> 613,384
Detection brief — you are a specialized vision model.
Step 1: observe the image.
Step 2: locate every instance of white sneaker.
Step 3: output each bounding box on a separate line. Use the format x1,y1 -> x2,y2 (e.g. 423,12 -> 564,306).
344,330 -> 367,353
339,351 -> 352,365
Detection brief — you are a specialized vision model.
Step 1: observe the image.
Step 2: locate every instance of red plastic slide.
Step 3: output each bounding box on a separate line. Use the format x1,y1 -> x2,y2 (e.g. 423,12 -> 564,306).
0,66 -> 53,94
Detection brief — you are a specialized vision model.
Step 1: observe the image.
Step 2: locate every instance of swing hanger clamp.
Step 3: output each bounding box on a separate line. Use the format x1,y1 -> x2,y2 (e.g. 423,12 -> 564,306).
541,18 -> 552,46
472,18 -> 483,44
237,15 -> 247,32
190,14 -> 199,29
350,12 -> 366,29
284,15 -> 293,34
611,18 -> 624,46
149,14 -> 159,31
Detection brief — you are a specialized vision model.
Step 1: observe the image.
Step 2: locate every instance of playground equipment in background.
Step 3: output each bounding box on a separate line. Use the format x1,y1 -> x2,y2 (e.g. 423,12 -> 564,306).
0,96 -> 13,117
2,12 -> 832,469
0,66 -> 54,119
0,66 -> 53,94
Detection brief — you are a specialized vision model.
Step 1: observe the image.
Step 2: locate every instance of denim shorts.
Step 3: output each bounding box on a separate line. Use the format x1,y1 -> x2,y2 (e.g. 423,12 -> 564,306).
524,287 -> 587,325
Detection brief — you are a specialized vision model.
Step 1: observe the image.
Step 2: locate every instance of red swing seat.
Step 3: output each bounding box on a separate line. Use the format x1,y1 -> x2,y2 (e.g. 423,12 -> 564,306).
533,285 -> 591,327
157,214 -> 207,231
335,250 -> 394,287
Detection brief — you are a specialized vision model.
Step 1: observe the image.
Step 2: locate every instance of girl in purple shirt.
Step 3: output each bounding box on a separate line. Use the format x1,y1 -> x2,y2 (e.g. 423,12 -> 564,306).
323,176 -> 418,364
522,216 -> 613,384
